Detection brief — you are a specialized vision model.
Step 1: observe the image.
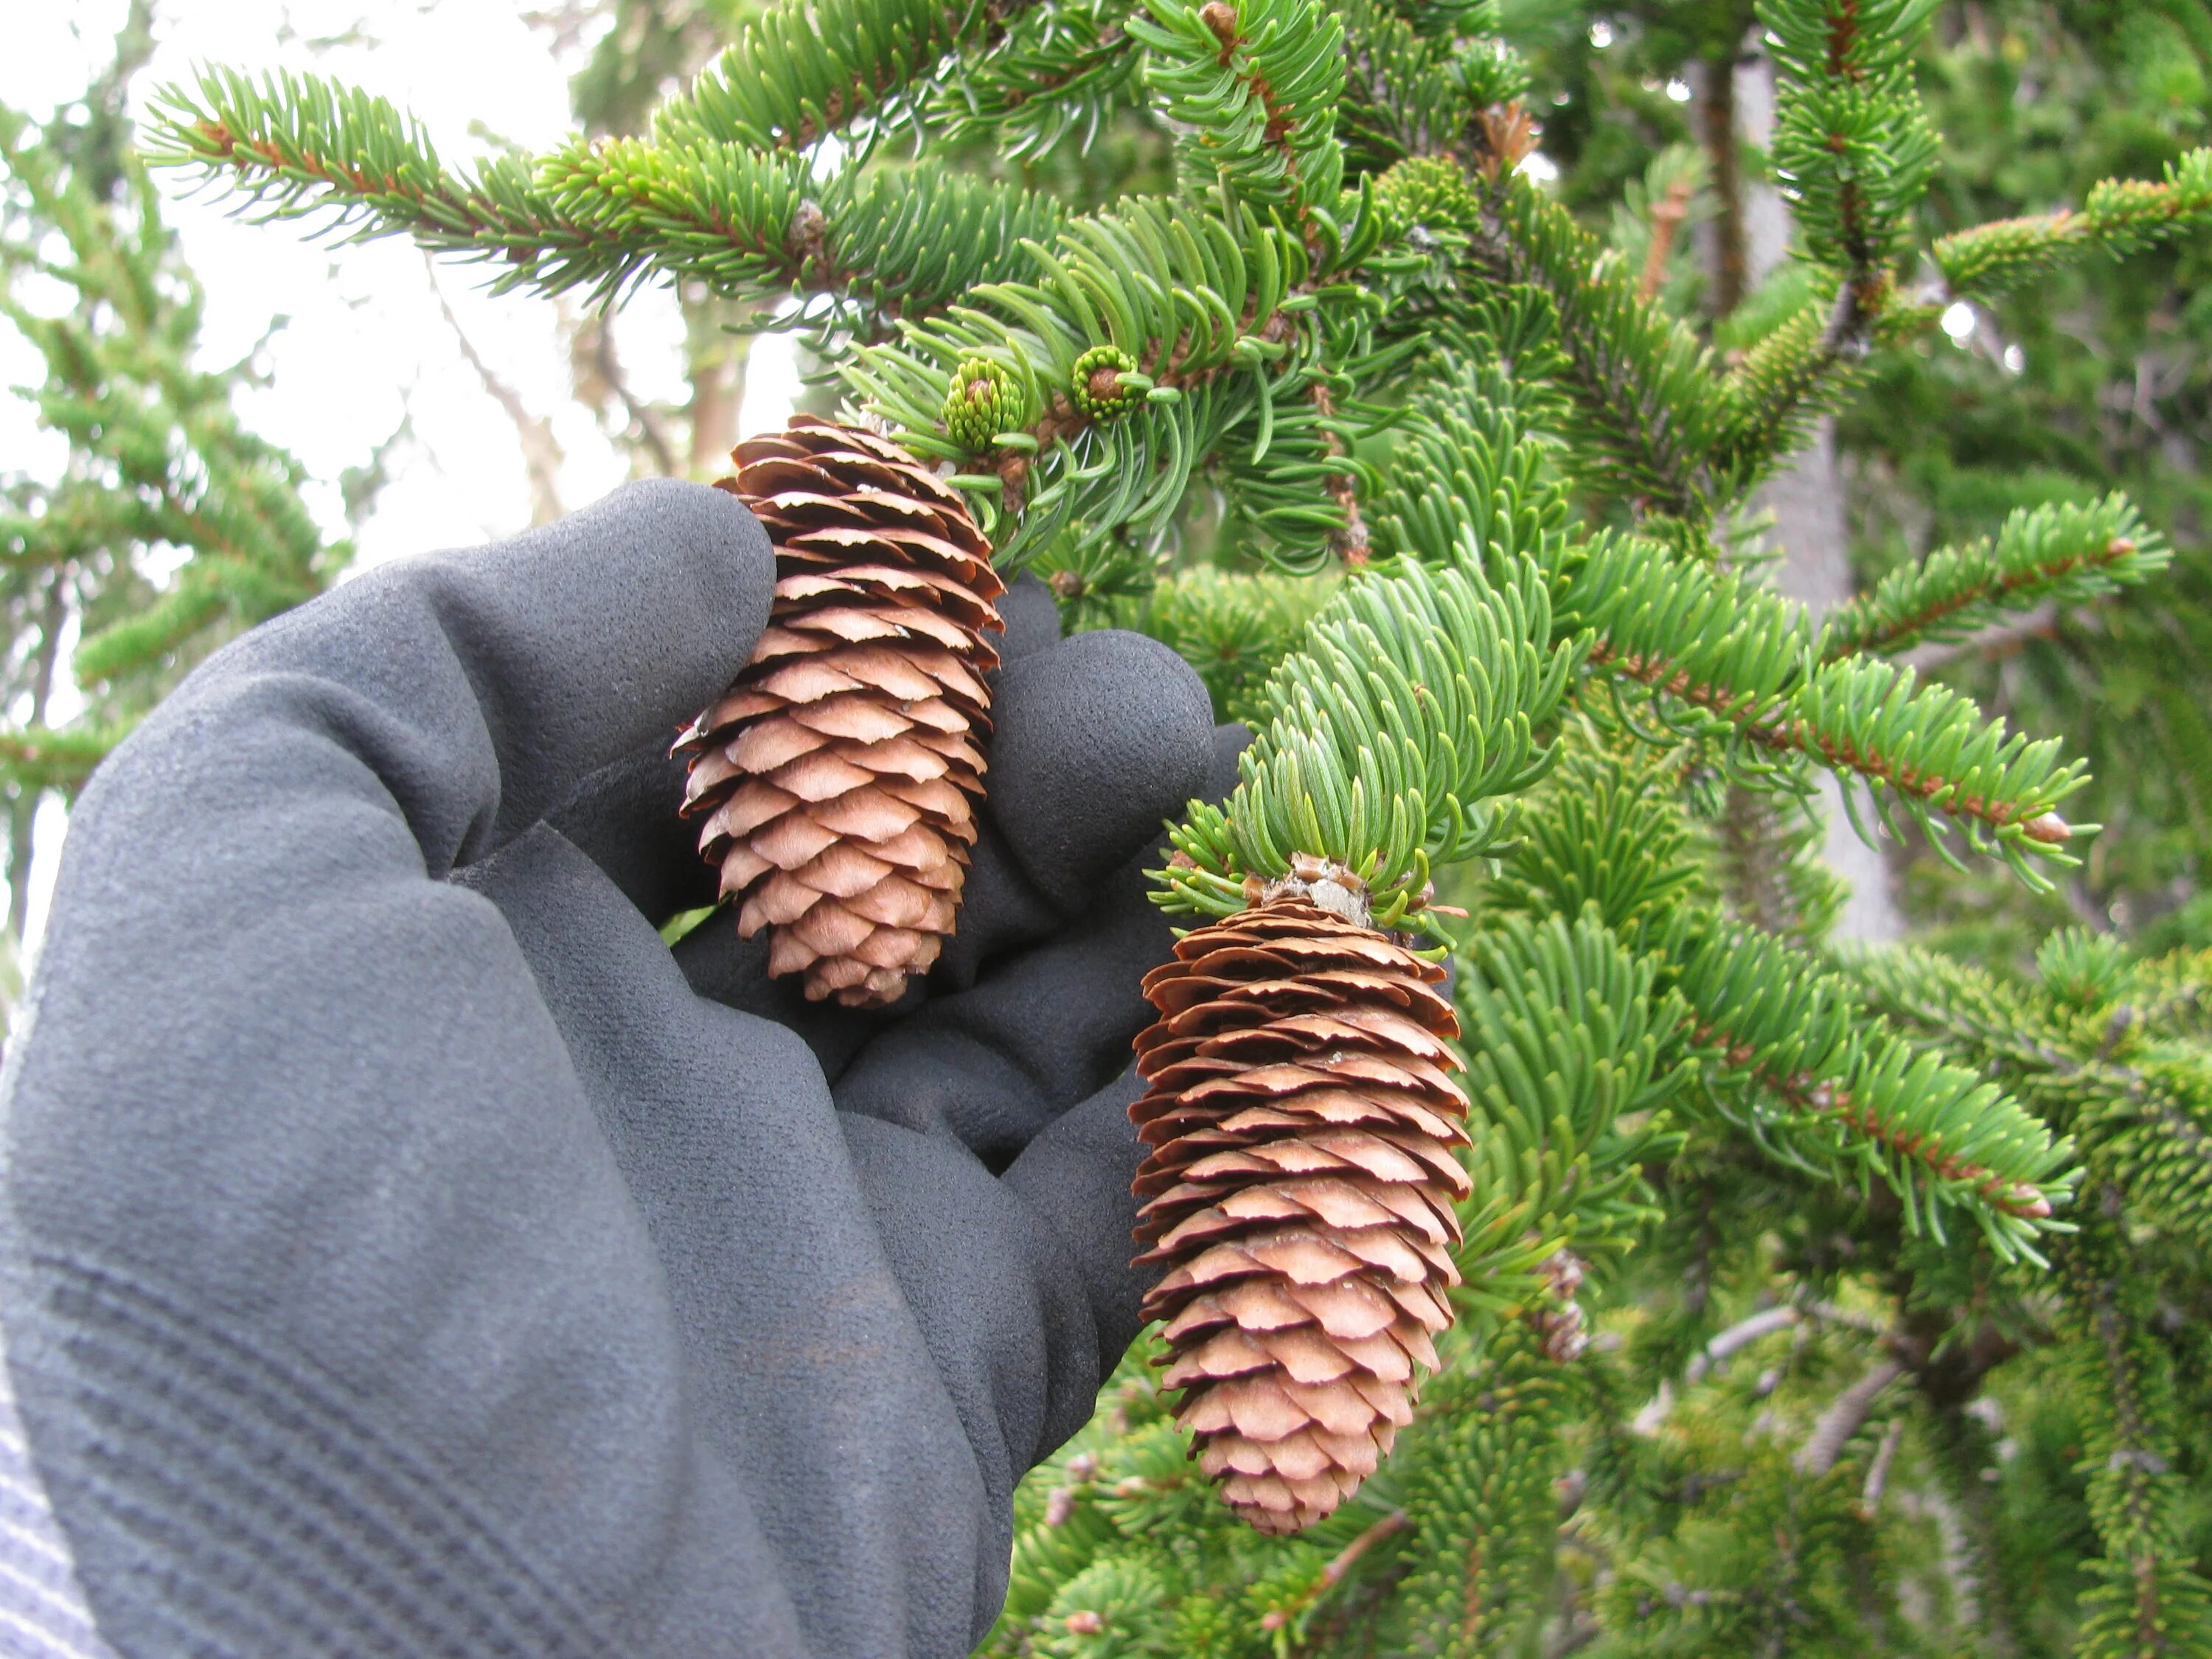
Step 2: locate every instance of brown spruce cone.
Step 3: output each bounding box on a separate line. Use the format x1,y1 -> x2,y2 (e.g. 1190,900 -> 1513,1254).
677,416 -> 1006,1008
1129,886 -> 1470,1534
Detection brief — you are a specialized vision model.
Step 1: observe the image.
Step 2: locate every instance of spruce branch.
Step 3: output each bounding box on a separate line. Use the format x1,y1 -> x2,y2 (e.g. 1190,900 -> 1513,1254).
1856,943 -> 2212,1256
1385,1332 -> 1568,1655
1123,566 -> 1335,722
1794,1357 -> 1904,1477
0,726 -> 129,793
1486,751 -> 2073,1252
1256,1509 -> 1411,1635
1451,911 -> 1681,1322
1934,149 -> 2212,303
1664,916 -> 2075,1257
1636,172 -> 1697,304
1364,348 -> 1576,580
923,0 -> 1139,160
1461,169 -> 1728,524
1714,0 -> 1941,479
2062,1207 -> 2212,1659
847,195 -> 1384,566
2,94 -> 340,779
1157,554 -> 1575,938
650,0 -> 1043,150
1130,0 -> 1346,230
1748,657 -> 2087,880
1823,496 -> 2166,662
1495,465 -> 2084,890
1562,533 -> 2090,883
1854,1415 -> 1903,1518
1711,782 -> 1846,941
148,68 -> 1060,318
1708,288 -> 1868,492
1486,744 -> 1708,938
1758,0 -> 1941,331
1334,0 -> 1482,172
1683,1305 -> 1802,1385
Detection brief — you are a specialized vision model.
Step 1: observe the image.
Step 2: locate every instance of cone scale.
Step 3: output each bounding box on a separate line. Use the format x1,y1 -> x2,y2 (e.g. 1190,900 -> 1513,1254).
678,417 -> 1006,1007
1130,884 -> 1470,1534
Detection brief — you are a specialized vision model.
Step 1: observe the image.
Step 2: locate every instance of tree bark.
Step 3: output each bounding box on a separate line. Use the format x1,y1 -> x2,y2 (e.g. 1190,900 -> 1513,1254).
7,574 -> 70,946
1711,36 -> 1905,944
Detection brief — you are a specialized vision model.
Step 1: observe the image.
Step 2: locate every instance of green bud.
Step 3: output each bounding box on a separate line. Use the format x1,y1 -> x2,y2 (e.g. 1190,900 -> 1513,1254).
1070,344 -> 1142,421
1371,156 -> 1481,240
941,357 -> 1021,451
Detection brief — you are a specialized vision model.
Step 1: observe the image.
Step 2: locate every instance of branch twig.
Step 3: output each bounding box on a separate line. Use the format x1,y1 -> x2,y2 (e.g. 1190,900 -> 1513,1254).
428,262 -> 565,524
1795,1358 -> 1905,1476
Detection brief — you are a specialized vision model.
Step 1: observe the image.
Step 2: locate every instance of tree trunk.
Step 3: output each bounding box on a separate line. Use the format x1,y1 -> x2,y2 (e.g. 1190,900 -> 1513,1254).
684,295 -> 752,476
1709,37 -> 1905,945
7,573 -> 69,946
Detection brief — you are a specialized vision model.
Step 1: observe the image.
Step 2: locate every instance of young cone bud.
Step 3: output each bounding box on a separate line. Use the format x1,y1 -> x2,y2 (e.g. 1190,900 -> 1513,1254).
677,416 -> 1006,1006
1129,892 -> 1470,1534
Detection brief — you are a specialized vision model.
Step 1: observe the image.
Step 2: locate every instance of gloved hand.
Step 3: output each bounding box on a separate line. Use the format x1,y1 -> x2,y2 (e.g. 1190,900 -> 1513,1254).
0,480 -> 1236,1658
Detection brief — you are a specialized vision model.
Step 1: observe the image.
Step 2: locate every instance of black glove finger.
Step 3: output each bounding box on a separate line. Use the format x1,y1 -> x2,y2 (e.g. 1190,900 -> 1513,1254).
1000,1069 -> 1158,1368
834,722 -> 1248,1161
837,1079 -> 1149,1604
97,479 -> 770,883
987,627 -> 1217,911
990,571 -> 1065,669
543,743 -> 719,922
935,627 -> 1219,973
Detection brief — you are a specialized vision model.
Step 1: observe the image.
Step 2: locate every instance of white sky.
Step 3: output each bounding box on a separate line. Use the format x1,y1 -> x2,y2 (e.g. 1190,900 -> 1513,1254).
1,0 -> 805,953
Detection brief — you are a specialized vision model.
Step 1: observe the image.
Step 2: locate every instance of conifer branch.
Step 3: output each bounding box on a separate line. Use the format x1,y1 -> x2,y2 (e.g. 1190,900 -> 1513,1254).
1857,945 -> 2212,1257
1794,1357 -> 1903,1476
650,0 -> 1044,150
1334,0 -> 1491,171
1462,170 -> 1726,524
923,0 -> 1138,160
1130,0 -> 1346,230
0,726 -> 128,793
1158,554 -> 1574,937
1388,1335 -> 1568,1654
1824,497 -> 2166,662
1486,745 -> 1707,937
1489,754 -> 2073,1251
849,196 -> 1379,565
1759,0 -> 1941,341
1564,535 -> 2088,880
1451,912 -> 1680,1316
2062,1207 -> 2212,1659
1934,150 -> 2212,303
1667,916 -> 2073,1256
149,69 -> 1060,318
3,95 -> 341,792
1713,0 -> 1941,479
1708,289 -> 1867,491
1855,1415 -> 1903,1517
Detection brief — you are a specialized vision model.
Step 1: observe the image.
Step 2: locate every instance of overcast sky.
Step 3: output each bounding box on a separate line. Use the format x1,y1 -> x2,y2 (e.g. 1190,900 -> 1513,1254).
1,0 -> 804,950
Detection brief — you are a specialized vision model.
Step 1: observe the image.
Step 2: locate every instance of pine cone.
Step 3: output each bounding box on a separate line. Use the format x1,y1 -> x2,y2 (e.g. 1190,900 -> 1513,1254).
678,417 -> 1006,1008
1129,891 -> 1470,1534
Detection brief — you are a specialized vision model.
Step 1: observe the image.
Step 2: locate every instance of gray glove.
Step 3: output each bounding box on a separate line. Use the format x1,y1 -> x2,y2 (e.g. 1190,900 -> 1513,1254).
0,481 -> 1236,1658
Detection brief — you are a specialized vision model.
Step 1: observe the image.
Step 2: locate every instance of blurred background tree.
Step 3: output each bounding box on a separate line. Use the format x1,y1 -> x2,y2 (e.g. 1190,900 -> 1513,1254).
0,0 -> 361,1000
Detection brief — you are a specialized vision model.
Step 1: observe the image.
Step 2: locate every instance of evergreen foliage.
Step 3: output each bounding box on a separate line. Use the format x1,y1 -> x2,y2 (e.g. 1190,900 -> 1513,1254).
1846,0 -> 2212,956
0,10 -> 350,945
145,0 -> 2212,1650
